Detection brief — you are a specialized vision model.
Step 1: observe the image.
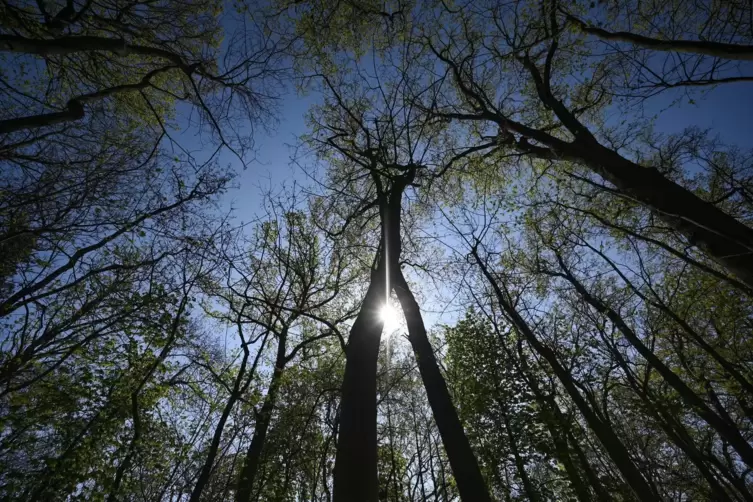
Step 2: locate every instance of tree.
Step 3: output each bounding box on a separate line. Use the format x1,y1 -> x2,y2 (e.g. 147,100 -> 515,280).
304,52 -> 491,499
561,0 -> 753,94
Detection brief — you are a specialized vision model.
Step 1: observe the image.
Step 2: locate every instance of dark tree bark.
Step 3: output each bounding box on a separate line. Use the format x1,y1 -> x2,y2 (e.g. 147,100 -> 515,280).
549,252 -> 753,469
107,291 -> 191,501
332,255 -> 387,502
190,330 -> 270,502
0,66 -> 177,134
497,316 -> 605,502
580,237 -> 753,403
235,328 -> 289,502
551,200 -> 753,297
592,322 -> 736,501
471,248 -> 659,502
499,405 -> 539,502
574,143 -> 753,292
393,269 -> 493,502
436,47 -> 753,291
383,171 -> 492,502
564,13 -> 753,61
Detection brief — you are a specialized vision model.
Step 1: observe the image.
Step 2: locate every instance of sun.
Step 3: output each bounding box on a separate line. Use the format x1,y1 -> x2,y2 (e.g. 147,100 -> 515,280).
379,303 -> 400,333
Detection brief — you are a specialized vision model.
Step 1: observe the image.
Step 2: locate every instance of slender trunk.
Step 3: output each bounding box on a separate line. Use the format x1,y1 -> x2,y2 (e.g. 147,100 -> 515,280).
106,292 -> 190,501
190,331 -> 270,502
387,403 -> 402,502
541,405 -> 598,502
582,238 -> 753,400
394,269 -> 492,501
499,405 -> 539,502
393,266 -> 492,502
447,43 -> 753,288
551,253 -> 753,468
235,330 -> 289,502
411,400 -> 428,499
332,255 -> 387,502
565,14 -> 753,61
472,249 -> 658,501
553,200 -> 753,296
382,172 -> 491,502
597,326 -> 735,501
505,323 -> 604,502
566,430 -> 615,502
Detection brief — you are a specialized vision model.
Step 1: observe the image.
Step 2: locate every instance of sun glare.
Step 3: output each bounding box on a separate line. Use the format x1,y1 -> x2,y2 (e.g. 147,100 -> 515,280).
380,304 -> 400,333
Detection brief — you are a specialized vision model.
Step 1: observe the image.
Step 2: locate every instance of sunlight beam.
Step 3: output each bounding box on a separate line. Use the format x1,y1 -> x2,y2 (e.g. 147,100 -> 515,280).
380,304 -> 399,333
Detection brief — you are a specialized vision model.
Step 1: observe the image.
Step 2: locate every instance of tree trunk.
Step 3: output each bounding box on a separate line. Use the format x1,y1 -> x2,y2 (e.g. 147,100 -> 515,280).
444,43 -> 753,290
499,405 -> 539,502
505,321 -> 604,502
383,182 -> 491,501
581,238 -> 753,400
392,269 -> 492,502
472,249 -> 659,501
552,253 -> 753,469
565,14 -> 753,61
577,142 -> 753,290
332,256 -> 387,502
595,324 -> 735,501
235,330 -> 289,502
190,330 -> 270,502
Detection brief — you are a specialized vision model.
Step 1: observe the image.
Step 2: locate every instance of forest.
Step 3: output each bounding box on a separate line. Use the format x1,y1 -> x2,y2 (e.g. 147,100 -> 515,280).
2,0 -> 753,500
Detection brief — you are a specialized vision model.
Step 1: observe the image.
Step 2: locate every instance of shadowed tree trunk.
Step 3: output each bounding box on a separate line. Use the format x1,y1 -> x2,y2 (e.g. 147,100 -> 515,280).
547,251 -> 753,469
235,327 -> 290,502
595,323 -> 737,501
189,329 -> 270,502
436,48 -> 753,290
575,142 -> 753,292
332,255 -> 387,502
383,170 -> 493,502
563,13 -> 753,61
471,247 -> 659,502
490,311 -> 606,502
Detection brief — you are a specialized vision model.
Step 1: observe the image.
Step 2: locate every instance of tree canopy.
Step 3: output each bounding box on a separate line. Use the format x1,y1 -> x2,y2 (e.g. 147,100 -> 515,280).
2,0 -> 752,500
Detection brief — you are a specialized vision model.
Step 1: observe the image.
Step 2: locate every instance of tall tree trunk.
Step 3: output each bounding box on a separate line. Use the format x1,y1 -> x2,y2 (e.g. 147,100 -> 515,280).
392,269 -> 492,502
332,255 -> 387,502
471,248 -> 659,501
106,292 -> 191,501
235,329 -> 289,502
498,405 -> 539,502
384,174 -> 492,502
386,403 -> 402,502
190,331 -> 270,502
563,14 -> 753,61
581,238 -> 753,401
573,136 -> 753,289
552,200 -> 753,296
566,430 -> 616,502
540,403 -> 599,502
529,52 -> 753,288
503,320 -> 604,502
550,253 -> 753,468
444,43 -> 753,289
595,325 -> 736,501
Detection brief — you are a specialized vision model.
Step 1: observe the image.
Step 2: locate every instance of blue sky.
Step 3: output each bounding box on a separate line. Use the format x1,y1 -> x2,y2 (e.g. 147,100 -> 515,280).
220,90 -> 321,223
650,82 -> 753,147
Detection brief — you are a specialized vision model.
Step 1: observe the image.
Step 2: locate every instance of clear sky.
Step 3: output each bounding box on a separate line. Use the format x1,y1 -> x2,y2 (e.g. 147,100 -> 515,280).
650,81 -> 753,147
